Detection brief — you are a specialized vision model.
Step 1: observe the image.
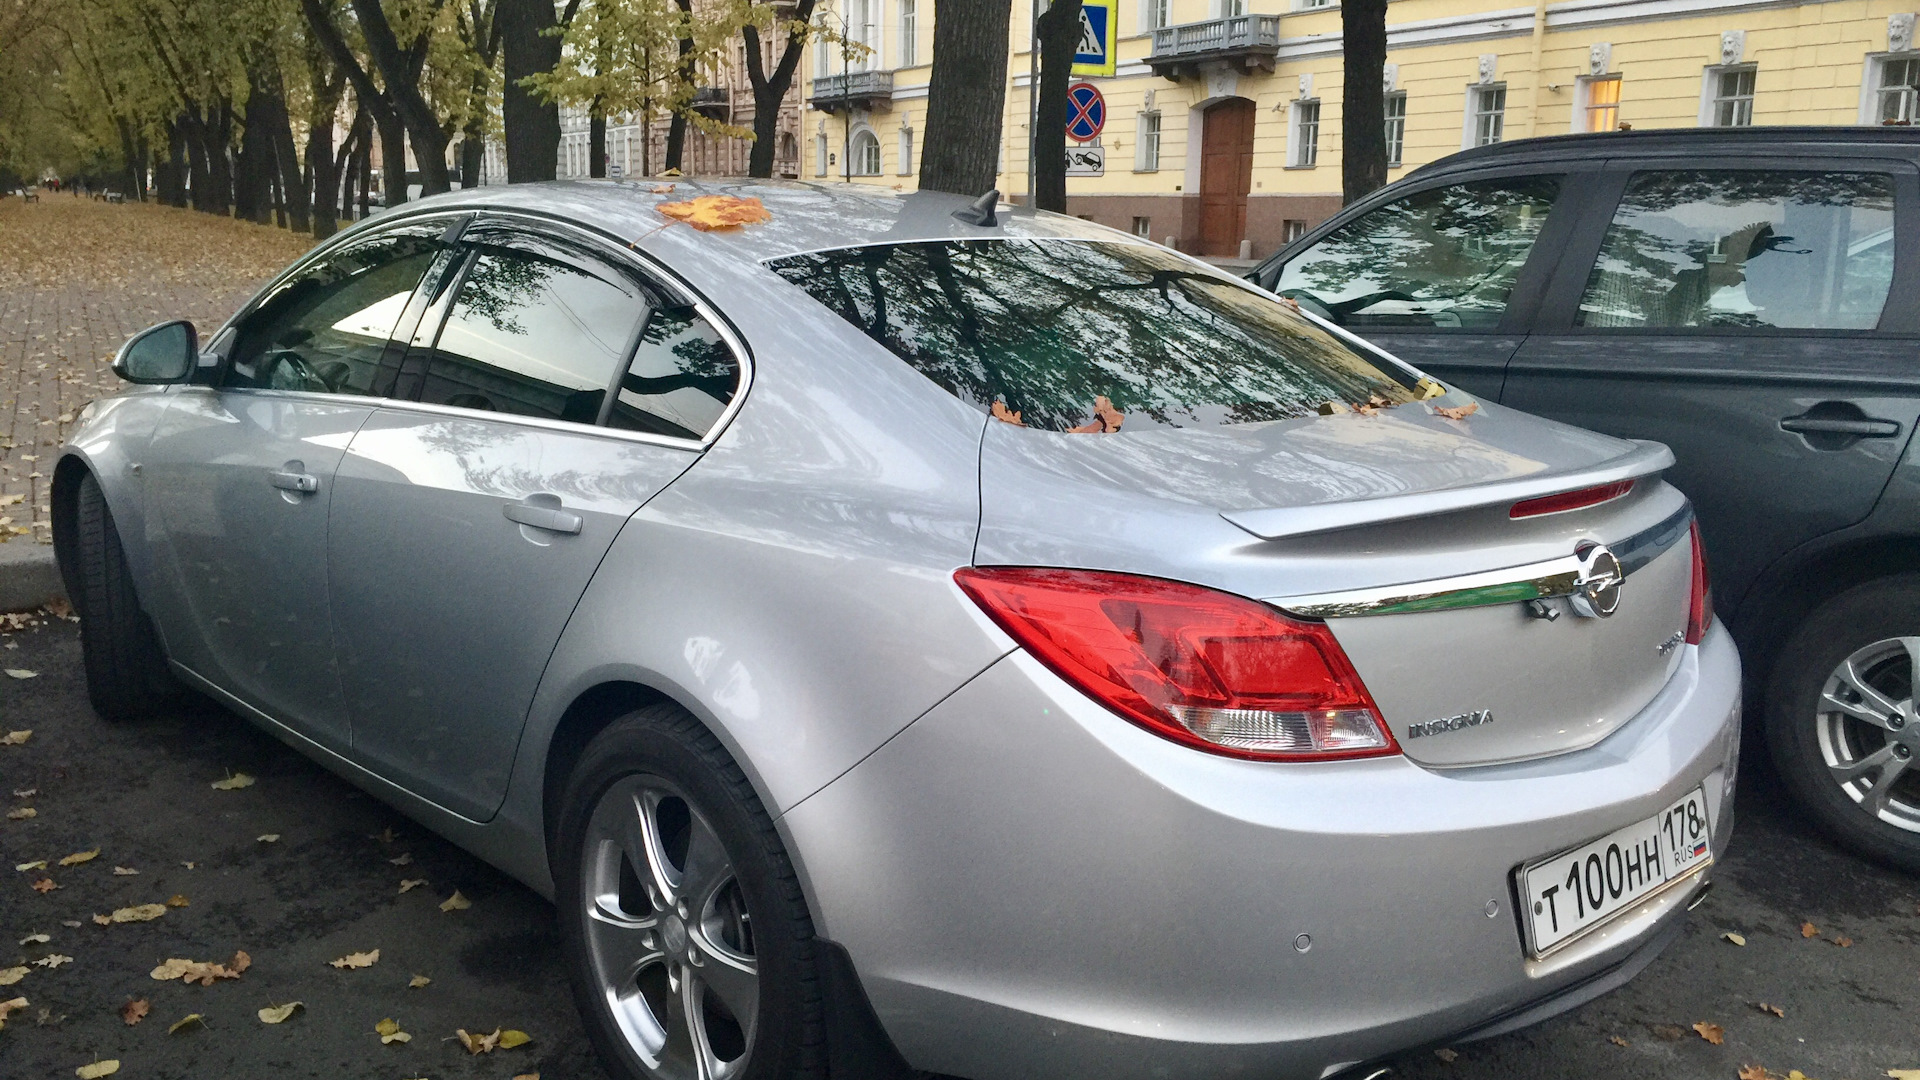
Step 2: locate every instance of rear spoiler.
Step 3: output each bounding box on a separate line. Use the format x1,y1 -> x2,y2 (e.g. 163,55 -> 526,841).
1220,441 -> 1676,541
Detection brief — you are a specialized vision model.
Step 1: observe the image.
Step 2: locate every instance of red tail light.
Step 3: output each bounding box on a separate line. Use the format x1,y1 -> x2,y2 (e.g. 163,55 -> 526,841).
1510,479 -> 1634,519
1685,521 -> 1713,644
954,567 -> 1398,761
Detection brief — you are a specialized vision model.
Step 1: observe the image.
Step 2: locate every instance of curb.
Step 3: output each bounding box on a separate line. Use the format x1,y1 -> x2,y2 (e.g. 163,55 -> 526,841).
0,542 -> 65,613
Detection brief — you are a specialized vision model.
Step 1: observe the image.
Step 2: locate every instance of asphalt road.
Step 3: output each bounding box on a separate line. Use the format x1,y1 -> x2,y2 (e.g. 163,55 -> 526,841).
4,618 -> 1918,1080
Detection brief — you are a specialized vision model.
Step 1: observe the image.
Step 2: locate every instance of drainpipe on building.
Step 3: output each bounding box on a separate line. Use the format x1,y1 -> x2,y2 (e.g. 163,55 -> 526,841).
1026,0 -> 1040,205
1524,0 -> 1549,137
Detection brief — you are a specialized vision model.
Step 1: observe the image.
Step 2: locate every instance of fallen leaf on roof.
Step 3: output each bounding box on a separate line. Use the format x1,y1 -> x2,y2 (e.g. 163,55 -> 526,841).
166,1013 -> 205,1034
1434,402 -> 1480,421
1800,921 -> 1819,938
19,932 -> 49,945
330,950 -> 379,970
989,400 -> 1025,427
34,954 -> 71,968
408,974 -> 431,988
0,966 -> 26,985
94,904 -> 164,924
75,1060 -> 120,1078
3,671 -> 36,681
440,890 -> 471,912
376,1016 -> 410,1044
31,876 -> 56,891
399,878 -> 427,893
258,1001 -> 302,1024
9,807 -> 37,820
110,867 -> 136,876
1693,1021 -> 1725,1045
499,1029 -> 532,1049
1755,1002 -> 1785,1017
15,860 -> 46,871
389,852 -> 412,866
1723,932 -> 1747,946
119,999 -> 148,1026
165,894 -> 188,908
210,772 -> 255,791
58,849 -> 99,866
656,195 -> 772,231
457,1027 -> 502,1054
257,834 -> 280,843
1066,396 -> 1124,434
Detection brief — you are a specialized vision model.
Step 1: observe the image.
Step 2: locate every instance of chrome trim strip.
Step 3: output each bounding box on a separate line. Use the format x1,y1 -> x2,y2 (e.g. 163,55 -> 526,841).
1273,504 -> 1693,619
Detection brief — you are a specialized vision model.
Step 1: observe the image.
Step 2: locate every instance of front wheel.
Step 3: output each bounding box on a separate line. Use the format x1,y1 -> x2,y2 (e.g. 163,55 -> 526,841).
554,704 -> 824,1080
1765,576 -> 1920,874
71,471 -> 181,721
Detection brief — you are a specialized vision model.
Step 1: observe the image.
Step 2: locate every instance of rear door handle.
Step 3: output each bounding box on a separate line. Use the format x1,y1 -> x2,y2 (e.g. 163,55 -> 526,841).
268,463 -> 320,493
1780,416 -> 1902,437
503,496 -> 583,535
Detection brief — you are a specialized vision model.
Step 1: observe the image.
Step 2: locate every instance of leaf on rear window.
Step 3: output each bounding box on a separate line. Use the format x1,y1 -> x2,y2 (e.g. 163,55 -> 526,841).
439,890 -> 471,912
989,401 -> 1026,427
210,771 -> 255,791
1693,1021 -> 1725,1045
1066,396 -> 1124,434
329,950 -> 379,970
258,1001 -> 303,1024
57,849 -> 99,866
119,999 -> 148,1026
1416,378 -> 1447,400
656,195 -> 771,231
375,1016 -> 411,1044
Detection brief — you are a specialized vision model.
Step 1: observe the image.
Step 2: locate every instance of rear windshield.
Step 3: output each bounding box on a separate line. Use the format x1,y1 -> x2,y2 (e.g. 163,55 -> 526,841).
765,239 -> 1416,432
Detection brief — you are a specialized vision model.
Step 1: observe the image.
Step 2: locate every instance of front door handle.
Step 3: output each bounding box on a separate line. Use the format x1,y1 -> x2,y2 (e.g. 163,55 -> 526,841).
268,462 -> 320,493
504,494 -> 582,535
1780,416 -> 1902,437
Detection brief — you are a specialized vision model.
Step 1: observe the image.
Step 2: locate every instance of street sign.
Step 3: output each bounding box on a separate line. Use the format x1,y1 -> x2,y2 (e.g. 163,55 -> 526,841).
1066,82 -> 1106,143
1072,0 -> 1118,77
1066,139 -> 1105,176
609,163 -> 623,179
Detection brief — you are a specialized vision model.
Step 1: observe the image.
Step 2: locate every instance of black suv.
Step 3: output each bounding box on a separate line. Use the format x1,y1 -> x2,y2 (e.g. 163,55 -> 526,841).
1252,127 -> 1920,873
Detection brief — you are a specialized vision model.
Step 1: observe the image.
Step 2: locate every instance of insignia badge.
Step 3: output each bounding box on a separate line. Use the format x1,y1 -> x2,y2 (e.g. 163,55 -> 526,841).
1407,709 -> 1494,739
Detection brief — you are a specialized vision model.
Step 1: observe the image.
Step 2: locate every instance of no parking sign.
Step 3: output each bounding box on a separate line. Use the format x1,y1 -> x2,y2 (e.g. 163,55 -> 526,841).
1066,82 -> 1106,144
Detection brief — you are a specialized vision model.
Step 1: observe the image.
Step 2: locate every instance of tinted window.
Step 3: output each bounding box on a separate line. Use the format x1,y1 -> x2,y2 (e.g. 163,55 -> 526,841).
1275,176 -> 1560,329
418,238 -> 647,423
1577,171 -> 1895,330
606,307 -> 741,440
768,239 -> 1415,432
225,224 -> 444,394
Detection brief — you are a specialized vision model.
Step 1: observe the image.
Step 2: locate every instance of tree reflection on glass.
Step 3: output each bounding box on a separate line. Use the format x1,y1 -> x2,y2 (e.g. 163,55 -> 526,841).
769,239 -> 1416,433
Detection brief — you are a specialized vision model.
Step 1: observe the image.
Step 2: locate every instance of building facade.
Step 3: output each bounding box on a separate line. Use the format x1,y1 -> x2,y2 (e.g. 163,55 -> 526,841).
802,0 -> 1920,258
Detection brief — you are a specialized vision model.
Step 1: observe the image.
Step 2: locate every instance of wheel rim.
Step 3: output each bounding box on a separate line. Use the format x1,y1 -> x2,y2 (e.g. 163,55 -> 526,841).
1815,636 -> 1920,833
581,774 -> 758,1080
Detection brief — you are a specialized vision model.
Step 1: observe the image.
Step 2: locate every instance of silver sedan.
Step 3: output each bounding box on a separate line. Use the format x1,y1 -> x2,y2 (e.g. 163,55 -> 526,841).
53,181 -> 1739,1080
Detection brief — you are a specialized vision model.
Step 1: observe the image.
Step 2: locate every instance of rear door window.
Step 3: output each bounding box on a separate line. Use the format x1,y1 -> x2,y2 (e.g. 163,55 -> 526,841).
767,238 -> 1416,432
605,306 -> 742,440
1273,176 -> 1561,329
1576,170 -> 1895,330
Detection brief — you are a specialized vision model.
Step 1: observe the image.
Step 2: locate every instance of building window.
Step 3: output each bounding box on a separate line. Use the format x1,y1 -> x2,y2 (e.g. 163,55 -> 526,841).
816,132 -> 829,176
1291,100 -> 1321,167
1707,66 -> 1755,126
1295,0 -> 1333,8
851,129 -> 881,176
1470,85 -> 1506,146
1384,91 -> 1407,166
898,124 -> 914,175
1143,0 -> 1170,30
1134,111 -> 1161,172
1214,0 -> 1247,16
1581,75 -> 1622,132
1879,57 -> 1920,124
1132,216 -> 1152,238
1283,219 -> 1307,243
899,0 -> 916,66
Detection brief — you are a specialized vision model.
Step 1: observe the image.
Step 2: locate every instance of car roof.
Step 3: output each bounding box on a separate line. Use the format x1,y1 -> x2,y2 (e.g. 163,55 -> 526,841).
1411,125 -> 1920,178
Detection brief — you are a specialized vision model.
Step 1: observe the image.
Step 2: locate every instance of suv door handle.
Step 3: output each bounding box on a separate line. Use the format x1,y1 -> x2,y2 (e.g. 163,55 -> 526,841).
268,463 -> 320,493
1780,415 -> 1902,437
503,495 -> 582,535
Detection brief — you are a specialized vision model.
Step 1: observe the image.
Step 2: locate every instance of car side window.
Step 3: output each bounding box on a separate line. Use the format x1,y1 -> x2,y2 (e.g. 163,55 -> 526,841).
1274,175 -> 1561,330
417,234 -> 648,424
604,306 -> 742,440
224,223 -> 446,395
1576,170 -> 1895,331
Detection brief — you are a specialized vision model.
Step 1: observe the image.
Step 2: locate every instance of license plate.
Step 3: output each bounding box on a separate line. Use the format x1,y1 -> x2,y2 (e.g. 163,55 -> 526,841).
1519,788 -> 1712,955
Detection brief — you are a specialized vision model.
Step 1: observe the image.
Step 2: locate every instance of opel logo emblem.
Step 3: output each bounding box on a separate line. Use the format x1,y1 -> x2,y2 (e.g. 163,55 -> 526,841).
1570,541 -> 1623,618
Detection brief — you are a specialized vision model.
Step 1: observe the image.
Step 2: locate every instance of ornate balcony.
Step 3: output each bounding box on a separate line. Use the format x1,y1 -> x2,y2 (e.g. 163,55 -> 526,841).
1147,15 -> 1283,79
809,70 -> 894,112
690,86 -> 730,120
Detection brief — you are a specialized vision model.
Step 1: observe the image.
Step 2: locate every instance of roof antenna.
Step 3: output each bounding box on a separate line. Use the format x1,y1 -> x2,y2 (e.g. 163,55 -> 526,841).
952,188 -> 1001,227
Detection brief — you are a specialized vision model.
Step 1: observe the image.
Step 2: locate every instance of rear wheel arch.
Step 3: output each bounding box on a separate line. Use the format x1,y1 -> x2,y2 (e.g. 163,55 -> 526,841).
50,455 -> 94,602
1729,535 -> 1920,690
541,679 -> 675,854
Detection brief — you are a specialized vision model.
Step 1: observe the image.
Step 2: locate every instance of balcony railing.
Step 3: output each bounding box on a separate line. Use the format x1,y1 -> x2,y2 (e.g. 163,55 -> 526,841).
689,86 -> 730,119
1147,15 -> 1282,78
809,70 -> 895,112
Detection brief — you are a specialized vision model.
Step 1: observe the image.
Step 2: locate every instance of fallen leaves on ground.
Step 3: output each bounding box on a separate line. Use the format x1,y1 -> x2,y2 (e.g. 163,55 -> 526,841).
119,999 -> 148,1026
513,1074 -> 540,1080
33,954 -> 72,969
440,889 -> 470,912
16,860 -> 46,871
151,950 -> 250,986
1693,1021 -> 1725,1045
257,1001 -> 302,1024
57,849 -> 99,866
499,1030 -> 532,1049
75,1060 -> 119,1078
1739,1067 -> 1775,1080
1800,921 -> 1819,938
110,866 -> 137,876
1756,1002 -> 1785,1017
0,966 -> 28,985
30,876 -> 57,892
19,932 -> 49,944
1434,402 -> 1480,421
1649,1022 -> 1687,1041
0,996 -> 28,1030
1888,1070 -> 1920,1079
12,788 -> 35,798
399,879 -> 427,894
3,672 -> 37,681
656,195 -> 772,231
10,807 -> 38,820
408,974 -> 431,988
1607,1034 -> 1629,1047
166,1012 -> 205,1034
371,827 -> 396,844
375,1017 -> 410,1044
166,894 -> 189,908
1723,931 -> 1747,946
210,771 -> 255,791
257,834 -> 280,843
457,1027 -> 502,1054
389,852 -> 412,865
330,950 -> 379,970
1831,935 -> 1853,947
93,904 -> 165,924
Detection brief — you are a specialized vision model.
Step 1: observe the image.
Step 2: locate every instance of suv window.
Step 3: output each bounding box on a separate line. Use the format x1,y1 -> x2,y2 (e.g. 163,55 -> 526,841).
1273,175 -> 1560,330
417,234 -> 648,423
1577,170 -> 1895,330
224,223 -> 445,394
767,238 -> 1416,432
605,306 -> 742,440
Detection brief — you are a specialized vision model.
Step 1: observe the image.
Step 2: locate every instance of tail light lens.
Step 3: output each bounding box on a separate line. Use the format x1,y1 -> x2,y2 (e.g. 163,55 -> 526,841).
954,567 -> 1398,761
1510,479 -> 1634,519
1685,520 -> 1713,644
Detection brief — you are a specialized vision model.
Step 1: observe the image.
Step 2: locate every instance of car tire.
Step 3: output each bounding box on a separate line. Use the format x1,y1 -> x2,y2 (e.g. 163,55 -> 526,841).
1765,576 -> 1920,874
72,471 -> 181,721
555,703 -> 825,1080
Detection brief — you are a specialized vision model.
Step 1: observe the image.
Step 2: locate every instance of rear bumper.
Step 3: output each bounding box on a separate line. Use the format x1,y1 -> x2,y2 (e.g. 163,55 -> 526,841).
781,621 -> 1742,1080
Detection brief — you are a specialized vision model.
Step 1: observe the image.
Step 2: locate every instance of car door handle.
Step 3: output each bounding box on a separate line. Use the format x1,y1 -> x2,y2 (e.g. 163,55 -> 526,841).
268,465 -> 320,493
503,497 -> 582,535
1779,415 -> 1902,437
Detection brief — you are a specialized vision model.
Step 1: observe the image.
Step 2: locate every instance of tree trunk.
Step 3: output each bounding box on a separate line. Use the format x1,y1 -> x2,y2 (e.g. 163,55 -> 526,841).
181,106 -> 211,212
134,135 -> 151,200
351,0 -> 451,194
590,103 -> 606,177
158,116 -> 189,207
1341,0 -> 1389,205
114,117 -> 141,202
1033,0 -> 1082,212
237,85 -> 275,223
741,1 -> 817,179
919,0 -> 1013,195
377,110 -> 408,207
499,0 -> 561,182
665,0 -> 694,173
358,125 -> 374,218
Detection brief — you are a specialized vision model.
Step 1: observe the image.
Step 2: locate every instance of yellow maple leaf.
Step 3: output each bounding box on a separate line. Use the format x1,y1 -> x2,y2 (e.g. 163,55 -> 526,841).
375,1016 -> 411,1044
656,195 -> 773,231
329,949 -> 379,970
257,1001 -> 303,1024
57,849 -> 100,866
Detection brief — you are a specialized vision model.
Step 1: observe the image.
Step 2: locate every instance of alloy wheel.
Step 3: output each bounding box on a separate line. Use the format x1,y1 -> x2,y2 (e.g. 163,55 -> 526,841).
581,773 -> 759,1080
1815,636 -> 1920,832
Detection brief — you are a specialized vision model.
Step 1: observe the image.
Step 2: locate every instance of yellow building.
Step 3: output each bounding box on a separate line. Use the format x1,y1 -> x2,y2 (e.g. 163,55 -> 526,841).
802,0 -> 1920,257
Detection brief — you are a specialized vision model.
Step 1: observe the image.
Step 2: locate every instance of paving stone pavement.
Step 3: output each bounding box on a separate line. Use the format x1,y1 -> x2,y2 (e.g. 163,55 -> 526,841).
0,195 -> 316,546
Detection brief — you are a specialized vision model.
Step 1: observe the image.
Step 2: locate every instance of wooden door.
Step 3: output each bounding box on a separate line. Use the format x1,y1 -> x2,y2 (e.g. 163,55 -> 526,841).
1200,99 -> 1256,256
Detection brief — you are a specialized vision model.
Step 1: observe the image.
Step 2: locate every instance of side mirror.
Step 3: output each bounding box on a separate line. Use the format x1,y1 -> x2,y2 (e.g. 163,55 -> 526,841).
112,320 -> 197,384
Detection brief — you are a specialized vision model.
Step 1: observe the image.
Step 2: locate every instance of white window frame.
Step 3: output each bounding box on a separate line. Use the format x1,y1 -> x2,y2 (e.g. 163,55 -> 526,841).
1862,53 -> 1920,125
1384,90 -> 1407,167
1463,83 -> 1506,148
851,128 -> 882,176
898,122 -> 914,175
1700,64 -> 1756,127
1289,100 -> 1321,168
1134,110 -> 1162,172
1140,0 -> 1170,31
899,0 -> 917,66
1294,0 -> 1334,9
1132,215 -> 1152,238
1212,0 -> 1248,17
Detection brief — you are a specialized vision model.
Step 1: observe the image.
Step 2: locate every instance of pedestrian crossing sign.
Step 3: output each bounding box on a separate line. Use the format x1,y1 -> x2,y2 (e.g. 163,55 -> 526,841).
1071,0 -> 1118,77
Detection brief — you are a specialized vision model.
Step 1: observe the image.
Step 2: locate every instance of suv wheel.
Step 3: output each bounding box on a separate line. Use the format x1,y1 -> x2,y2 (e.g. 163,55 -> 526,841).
554,704 -> 824,1080
1765,576 -> 1920,873
72,471 -> 181,721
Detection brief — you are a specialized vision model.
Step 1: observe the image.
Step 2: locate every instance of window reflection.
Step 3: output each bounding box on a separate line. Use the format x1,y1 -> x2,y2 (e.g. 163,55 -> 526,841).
606,308 -> 741,440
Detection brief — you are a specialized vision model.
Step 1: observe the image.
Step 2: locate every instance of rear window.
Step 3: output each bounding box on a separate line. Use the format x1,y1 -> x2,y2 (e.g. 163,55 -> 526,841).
766,239 -> 1416,432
